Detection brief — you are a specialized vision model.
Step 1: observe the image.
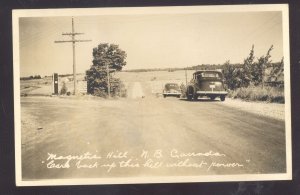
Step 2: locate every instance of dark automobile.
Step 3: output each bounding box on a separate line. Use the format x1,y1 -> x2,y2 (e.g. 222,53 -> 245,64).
163,83 -> 181,98
186,70 -> 228,101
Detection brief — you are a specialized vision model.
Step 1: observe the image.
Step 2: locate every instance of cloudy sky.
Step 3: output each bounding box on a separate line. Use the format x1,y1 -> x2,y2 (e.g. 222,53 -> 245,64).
19,10 -> 283,77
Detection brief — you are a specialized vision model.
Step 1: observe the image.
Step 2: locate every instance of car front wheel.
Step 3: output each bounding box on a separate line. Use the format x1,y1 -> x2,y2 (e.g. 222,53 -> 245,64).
220,95 -> 225,101
186,87 -> 194,101
210,96 -> 216,100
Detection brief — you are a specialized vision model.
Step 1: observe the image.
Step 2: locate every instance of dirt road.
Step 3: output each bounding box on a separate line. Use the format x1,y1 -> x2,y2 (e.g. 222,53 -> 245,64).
20,81 -> 286,180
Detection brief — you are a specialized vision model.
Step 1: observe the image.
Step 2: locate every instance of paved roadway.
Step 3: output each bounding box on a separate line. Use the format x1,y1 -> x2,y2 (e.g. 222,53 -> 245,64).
20,81 -> 286,179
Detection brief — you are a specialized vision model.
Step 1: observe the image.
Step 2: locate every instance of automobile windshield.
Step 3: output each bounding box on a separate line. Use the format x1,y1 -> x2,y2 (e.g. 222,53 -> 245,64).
165,84 -> 179,90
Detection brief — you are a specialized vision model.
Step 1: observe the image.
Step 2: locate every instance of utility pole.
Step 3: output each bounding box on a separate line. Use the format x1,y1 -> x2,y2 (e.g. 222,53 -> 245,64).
97,66 -> 116,98
106,63 -> 111,98
185,67 -> 188,86
54,17 -> 91,95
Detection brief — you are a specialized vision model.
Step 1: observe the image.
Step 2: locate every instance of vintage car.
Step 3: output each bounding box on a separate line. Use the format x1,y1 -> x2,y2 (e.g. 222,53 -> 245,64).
163,83 -> 181,98
186,70 -> 228,101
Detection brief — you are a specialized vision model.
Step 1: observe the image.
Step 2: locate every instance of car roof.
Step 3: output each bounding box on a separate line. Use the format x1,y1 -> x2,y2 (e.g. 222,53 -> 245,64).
193,70 -> 222,75
165,83 -> 179,86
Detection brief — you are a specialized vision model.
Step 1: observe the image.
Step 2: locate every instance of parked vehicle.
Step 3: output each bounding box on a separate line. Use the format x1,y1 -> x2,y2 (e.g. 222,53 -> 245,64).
163,83 -> 181,98
186,70 -> 228,101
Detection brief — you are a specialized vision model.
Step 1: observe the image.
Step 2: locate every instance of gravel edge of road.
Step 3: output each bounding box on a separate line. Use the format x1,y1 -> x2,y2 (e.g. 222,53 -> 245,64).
219,98 -> 285,121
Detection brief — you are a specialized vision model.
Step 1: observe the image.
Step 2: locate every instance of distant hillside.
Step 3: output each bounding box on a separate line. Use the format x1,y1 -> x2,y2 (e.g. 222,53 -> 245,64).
122,64 -> 235,73
123,62 -> 283,86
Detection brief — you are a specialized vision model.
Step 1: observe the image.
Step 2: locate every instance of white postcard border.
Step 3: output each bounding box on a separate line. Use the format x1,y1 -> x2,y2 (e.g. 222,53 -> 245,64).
13,4 -> 292,186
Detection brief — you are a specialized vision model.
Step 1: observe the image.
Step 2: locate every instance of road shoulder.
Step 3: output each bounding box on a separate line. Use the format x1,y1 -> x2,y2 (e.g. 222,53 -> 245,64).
218,98 -> 285,121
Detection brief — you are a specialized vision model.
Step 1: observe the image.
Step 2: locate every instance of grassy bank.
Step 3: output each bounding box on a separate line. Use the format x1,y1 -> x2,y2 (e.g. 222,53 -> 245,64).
228,86 -> 284,103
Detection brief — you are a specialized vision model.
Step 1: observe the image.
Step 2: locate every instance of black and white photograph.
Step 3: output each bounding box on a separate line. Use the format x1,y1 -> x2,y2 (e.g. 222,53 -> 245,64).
13,5 -> 291,186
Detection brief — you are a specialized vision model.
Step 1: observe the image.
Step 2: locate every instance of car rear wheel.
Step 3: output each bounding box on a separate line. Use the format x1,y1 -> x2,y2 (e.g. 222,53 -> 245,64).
220,95 -> 225,101
186,87 -> 194,101
193,95 -> 198,100
187,94 -> 193,101
163,95 -> 166,98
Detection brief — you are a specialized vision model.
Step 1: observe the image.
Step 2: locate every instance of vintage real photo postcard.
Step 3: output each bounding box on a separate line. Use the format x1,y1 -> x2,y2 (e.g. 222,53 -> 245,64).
13,4 -> 291,186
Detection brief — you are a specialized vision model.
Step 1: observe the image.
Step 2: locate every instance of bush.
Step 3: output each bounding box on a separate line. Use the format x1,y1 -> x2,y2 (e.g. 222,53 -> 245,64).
110,78 -> 127,98
92,79 -> 127,98
94,88 -> 108,98
228,86 -> 284,103
60,82 -> 68,95
180,83 -> 187,98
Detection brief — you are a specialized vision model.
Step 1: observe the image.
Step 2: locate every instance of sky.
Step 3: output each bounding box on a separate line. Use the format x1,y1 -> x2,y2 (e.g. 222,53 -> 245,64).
19,11 -> 284,77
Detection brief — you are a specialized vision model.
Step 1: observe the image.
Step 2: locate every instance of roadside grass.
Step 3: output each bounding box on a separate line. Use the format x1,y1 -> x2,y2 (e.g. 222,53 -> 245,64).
228,86 -> 285,103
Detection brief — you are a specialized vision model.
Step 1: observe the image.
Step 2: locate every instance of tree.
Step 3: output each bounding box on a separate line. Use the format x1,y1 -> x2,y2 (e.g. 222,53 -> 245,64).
252,45 -> 273,87
243,45 -> 255,87
232,67 -> 246,89
224,45 -> 255,89
223,60 -> 235,89
86,43 -> 127,96
266,57 -> 284,86
33,75 -> 42,79
92,43 -> 127,71
273,57 -> 284,77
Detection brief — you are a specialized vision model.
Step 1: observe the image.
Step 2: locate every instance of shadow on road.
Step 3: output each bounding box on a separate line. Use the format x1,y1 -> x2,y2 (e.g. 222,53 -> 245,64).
179,98 -> 220,102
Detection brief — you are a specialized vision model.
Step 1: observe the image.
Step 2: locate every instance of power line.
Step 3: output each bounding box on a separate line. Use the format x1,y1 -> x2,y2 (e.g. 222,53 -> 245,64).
54,17 -> 91,95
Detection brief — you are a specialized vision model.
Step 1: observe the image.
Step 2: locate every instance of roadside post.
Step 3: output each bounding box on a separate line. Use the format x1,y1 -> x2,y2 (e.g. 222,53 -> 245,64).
53,73 -> 59,95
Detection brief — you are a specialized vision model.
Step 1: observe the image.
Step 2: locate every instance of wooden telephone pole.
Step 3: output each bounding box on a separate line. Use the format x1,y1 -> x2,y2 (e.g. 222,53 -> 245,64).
97,66 -> 116,98
106,63 -> 111,98
185,67 -> 188,86
54,17 -> 91,95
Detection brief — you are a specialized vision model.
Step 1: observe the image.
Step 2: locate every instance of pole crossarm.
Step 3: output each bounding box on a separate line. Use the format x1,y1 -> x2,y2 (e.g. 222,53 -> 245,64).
54,40 -> 73,43
62,32 -> 84,35
54,40 -> 92,43
74,40 -> 92,42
